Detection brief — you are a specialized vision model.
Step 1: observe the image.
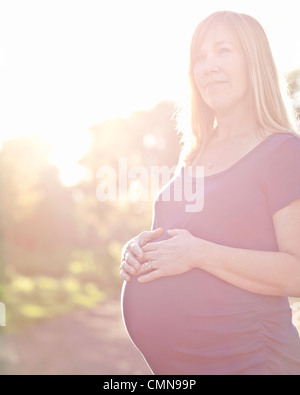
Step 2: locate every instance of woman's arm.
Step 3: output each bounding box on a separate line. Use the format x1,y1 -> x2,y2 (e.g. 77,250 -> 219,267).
140,200 -> 300,298
196,241 -> 300,298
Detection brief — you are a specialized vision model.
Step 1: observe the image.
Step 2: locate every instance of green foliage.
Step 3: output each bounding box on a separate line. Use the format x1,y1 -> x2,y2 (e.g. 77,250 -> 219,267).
0,100 -> 180,332
4,274 -> 107,333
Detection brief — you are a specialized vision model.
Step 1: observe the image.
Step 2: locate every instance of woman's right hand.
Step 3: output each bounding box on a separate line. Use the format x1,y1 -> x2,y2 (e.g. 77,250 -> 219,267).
120,228 -> 164,282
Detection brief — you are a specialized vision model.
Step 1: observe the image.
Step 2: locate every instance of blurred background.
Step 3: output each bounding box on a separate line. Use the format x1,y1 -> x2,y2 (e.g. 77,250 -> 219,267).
0,0 -> 300,375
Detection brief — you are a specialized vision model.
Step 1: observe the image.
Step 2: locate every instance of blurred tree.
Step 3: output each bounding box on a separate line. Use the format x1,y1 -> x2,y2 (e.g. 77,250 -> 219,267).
66,100 -> 181,294
0,100 -> 181,330
79,100 -> 180,245
0,137 -> 79,277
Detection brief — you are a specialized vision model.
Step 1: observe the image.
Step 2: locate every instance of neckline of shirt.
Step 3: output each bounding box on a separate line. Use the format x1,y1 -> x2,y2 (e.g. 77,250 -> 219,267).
181,133 -> 292,181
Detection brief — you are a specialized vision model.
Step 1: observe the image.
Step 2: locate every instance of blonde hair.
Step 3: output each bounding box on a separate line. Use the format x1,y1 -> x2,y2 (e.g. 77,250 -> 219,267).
177,11 -> 297,165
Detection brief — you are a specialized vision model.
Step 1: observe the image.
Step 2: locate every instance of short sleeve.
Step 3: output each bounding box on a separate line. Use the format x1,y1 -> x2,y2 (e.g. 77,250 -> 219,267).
266,136 -> 300,215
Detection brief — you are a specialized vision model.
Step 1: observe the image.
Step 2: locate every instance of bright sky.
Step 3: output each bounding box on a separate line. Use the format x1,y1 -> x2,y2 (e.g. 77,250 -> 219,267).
0,0 -> 300,185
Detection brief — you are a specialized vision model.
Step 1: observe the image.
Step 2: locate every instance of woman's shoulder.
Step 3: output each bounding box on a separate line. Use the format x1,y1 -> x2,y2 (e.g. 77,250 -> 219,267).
264,131 -> 300,153
261,131 -> 300,174
261,131 -> 300,215
266,130 -> 299,140
251,131 -> 300,180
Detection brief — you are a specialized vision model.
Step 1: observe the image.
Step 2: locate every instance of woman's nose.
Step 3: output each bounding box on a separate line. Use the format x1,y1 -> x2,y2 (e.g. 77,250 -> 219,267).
203,53 -> 220,74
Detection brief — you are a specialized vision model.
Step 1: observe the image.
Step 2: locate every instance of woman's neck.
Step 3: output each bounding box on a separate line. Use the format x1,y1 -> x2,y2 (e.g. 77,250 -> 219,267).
214,107 -> 257,142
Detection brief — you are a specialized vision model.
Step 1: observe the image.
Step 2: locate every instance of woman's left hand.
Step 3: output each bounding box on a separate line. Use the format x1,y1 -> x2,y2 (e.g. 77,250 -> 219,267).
138,229 -> 204,283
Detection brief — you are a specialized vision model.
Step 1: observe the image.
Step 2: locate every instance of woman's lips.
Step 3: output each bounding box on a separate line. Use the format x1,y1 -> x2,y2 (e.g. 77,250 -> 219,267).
205,80 -> 228,88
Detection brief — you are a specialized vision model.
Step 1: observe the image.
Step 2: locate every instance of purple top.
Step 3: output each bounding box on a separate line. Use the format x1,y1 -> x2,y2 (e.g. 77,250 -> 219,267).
122,133 -> 300,375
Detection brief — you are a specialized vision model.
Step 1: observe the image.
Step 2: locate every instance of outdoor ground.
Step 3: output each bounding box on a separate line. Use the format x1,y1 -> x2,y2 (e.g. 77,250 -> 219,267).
0,298 -> 152,375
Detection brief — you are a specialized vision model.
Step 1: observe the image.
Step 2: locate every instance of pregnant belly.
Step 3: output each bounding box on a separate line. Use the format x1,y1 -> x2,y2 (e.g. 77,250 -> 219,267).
121,271 -> 298,375
121,269 -> 261,359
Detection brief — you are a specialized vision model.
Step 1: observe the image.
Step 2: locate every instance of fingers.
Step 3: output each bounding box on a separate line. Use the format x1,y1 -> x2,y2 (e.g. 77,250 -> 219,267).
167,229 -> 180,237
120,250 -> 142,281
126,249 -> 142,267
142,242 -> 160,253
142,250 -> 158,264
120,239 -> 143,283
120,228 -> 163,282
120,254 -> 138,282
139,228 -> 164,247
120,251 -> 141,281
123,228 -> 163,261
120,259 -> 133,275
128,240 -> 144,261
167,229 -> 188,237
120,266 -> 131,282
138,268 -> 163,283
136,262 -> 152,276
120,257 -> 156,282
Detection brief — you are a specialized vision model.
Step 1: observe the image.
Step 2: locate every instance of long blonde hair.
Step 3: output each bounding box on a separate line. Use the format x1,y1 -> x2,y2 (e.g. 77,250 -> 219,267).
177,11 -> 297,165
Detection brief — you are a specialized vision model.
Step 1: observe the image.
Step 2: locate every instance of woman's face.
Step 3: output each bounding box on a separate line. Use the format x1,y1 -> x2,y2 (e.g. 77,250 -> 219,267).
193,22 -> 250,116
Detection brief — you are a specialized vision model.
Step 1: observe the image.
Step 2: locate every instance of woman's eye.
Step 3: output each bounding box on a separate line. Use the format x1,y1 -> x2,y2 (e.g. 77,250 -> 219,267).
218,47 -> 230,54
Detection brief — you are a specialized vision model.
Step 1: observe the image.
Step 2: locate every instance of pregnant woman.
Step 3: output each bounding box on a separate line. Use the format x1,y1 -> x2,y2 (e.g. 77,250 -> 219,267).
120,11 -> 300,375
